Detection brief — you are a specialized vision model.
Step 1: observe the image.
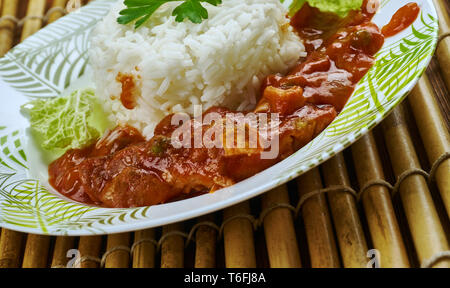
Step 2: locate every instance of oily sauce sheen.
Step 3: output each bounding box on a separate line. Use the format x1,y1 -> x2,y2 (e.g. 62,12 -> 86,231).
266,1 -> 384,111
49,2 -> 419,208
381,3 -> 420,37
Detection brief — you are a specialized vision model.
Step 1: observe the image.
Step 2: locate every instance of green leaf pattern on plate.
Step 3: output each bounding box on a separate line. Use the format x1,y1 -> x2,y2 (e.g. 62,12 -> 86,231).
0,0 -> 115,98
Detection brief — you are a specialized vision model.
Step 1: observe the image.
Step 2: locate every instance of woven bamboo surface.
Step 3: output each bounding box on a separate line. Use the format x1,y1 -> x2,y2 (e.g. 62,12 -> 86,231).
0,0 -> 448,269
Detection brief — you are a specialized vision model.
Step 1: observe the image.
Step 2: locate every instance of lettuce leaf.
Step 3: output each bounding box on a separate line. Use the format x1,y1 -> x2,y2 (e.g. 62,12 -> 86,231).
21,89 -> 109,152
283,0 -> 364,17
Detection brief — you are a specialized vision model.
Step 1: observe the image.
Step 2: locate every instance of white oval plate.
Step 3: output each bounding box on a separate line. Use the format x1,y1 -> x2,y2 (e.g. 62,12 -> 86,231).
0,0 -> 438,235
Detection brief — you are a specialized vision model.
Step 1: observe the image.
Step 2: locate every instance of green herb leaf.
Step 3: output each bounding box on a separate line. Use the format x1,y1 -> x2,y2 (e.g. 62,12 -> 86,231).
150,136 -> 170,155
172,0 -> 209,24
117,0 -> 222,29
117,0 -> 172,28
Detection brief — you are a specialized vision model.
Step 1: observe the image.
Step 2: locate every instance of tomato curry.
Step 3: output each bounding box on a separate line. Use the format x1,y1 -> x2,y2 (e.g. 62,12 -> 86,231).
49,1 -> 419,208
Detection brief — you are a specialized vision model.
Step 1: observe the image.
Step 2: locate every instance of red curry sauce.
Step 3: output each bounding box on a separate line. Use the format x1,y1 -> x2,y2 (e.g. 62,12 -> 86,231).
48,2 -> 419,208
381,3 -> 420,37
265,1 -> 385,111
116,72 -> 137,109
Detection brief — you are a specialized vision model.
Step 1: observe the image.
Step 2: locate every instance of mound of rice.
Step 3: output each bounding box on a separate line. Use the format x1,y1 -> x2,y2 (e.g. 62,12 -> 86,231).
90,0 -> 305,138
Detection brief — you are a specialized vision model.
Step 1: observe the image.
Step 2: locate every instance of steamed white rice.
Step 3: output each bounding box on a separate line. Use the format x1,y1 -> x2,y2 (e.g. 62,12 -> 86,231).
90,0 -> 305,138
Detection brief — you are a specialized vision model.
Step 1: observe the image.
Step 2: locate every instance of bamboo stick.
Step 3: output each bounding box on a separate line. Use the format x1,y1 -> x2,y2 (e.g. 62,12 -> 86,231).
103,233 -> 130,268
51,236 -> 76,268
5,0 -> 80,269
132,229 -> 156,268
436,39 -> 450,92
77,236 -> 102,268
161,223 -> 185,268
381,104 -> 450,268
22,234 -> 51,268
261,185 -> 301,268
48,0 -> 68,24
0,229 -> 24,268
17,2 -> 53,269
0,0 -> 18,57
351,133 -> 410,268
223,201 -> 256,268
297,168 -> 340,268
408,75 -> 450,217
20,0 -> 46,42
433,0 -> 450,91
194,214 -> 217,268
321,153 -> 369,268
41,0 -> 75,268
433,0 -> 450,36
0,0 -> 34,269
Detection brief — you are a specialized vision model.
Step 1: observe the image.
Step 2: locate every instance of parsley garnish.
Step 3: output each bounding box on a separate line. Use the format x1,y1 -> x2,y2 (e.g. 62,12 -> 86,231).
117,0 -> 223,29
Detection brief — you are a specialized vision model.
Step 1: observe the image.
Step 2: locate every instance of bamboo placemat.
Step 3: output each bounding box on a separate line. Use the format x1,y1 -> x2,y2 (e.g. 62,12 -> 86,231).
0,0 -> 448,269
